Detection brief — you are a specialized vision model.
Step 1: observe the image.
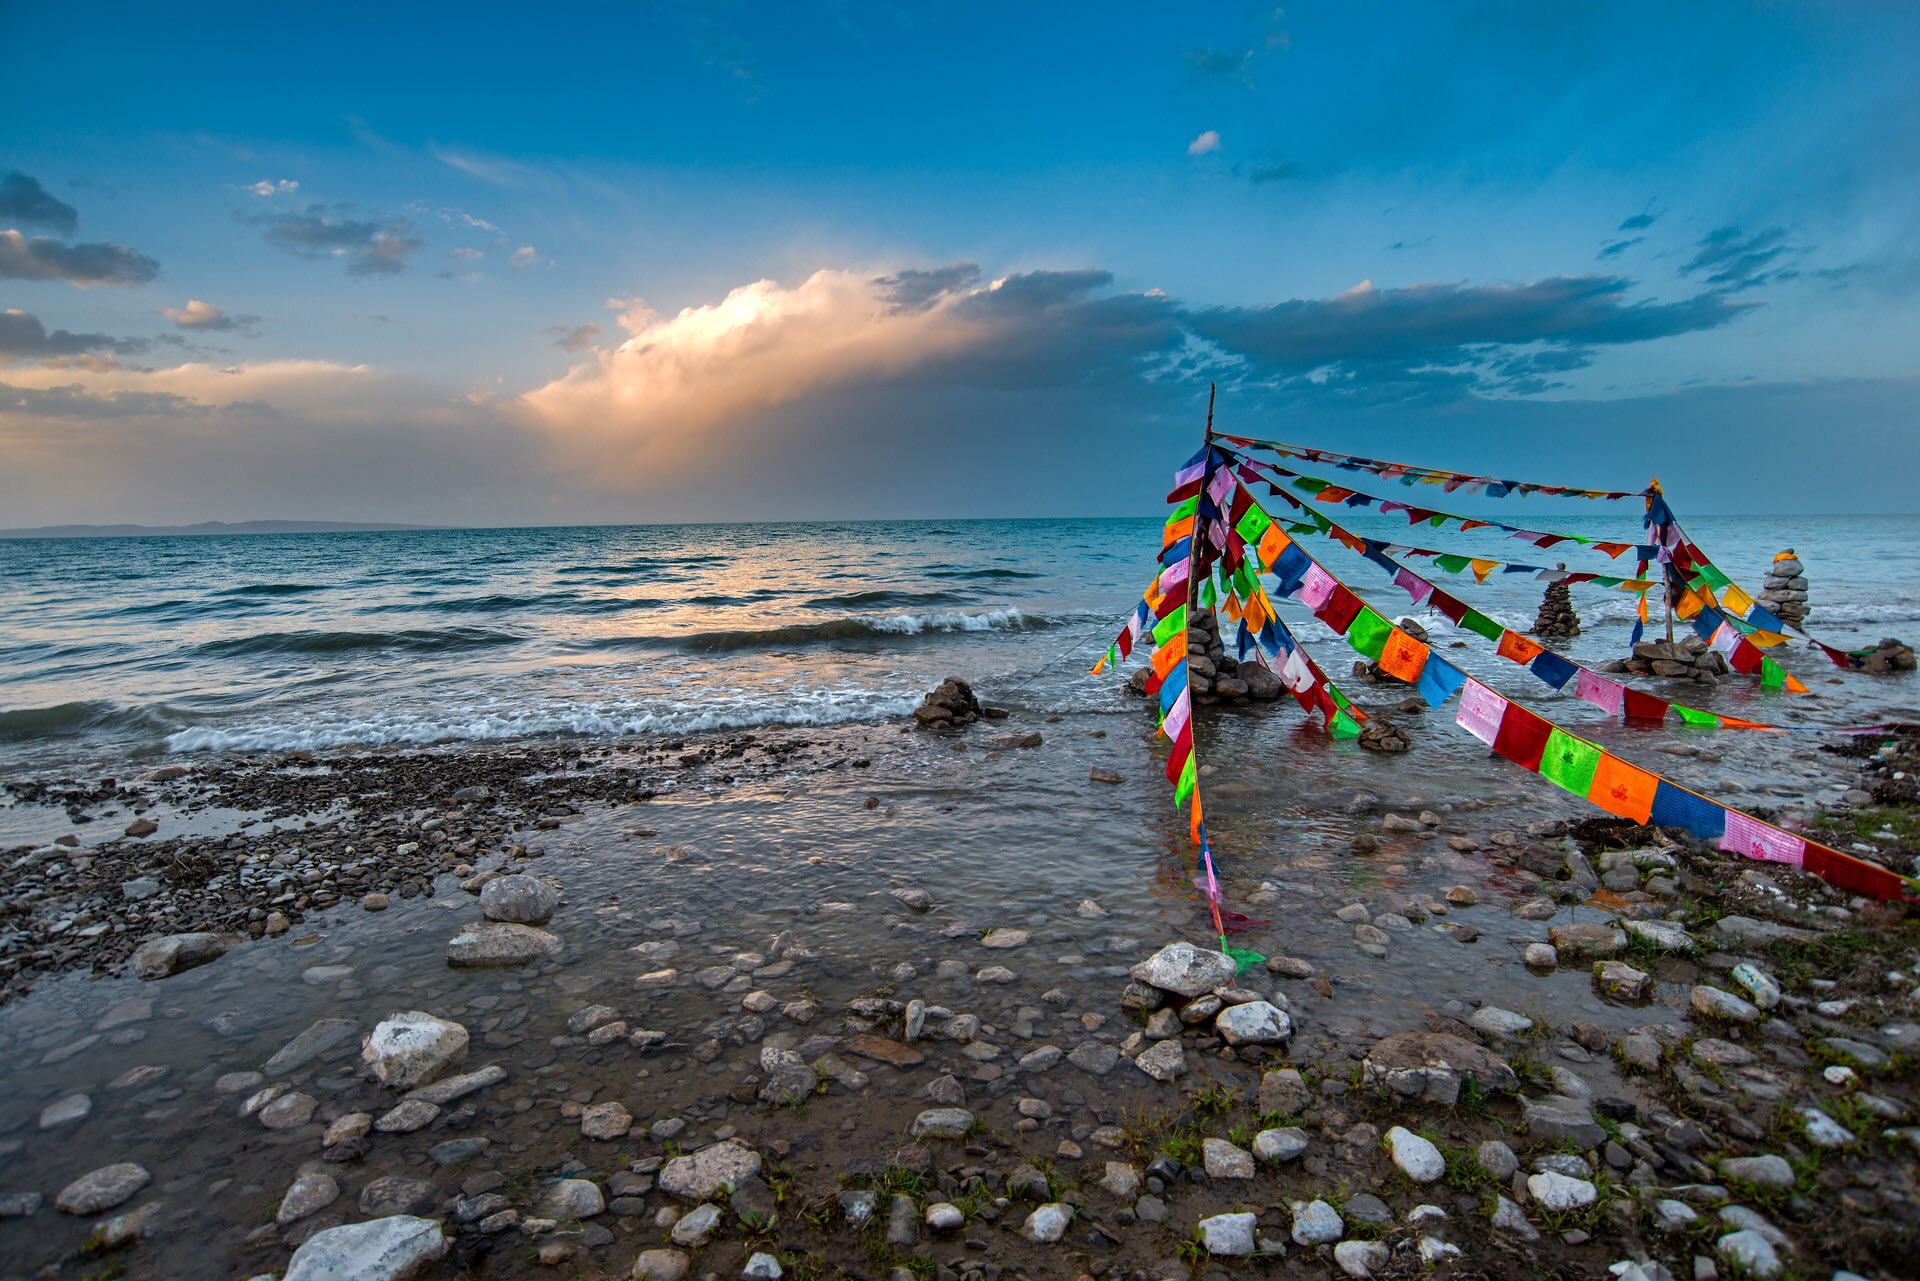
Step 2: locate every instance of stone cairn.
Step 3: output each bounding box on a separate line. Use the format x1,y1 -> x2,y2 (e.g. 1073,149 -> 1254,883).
1755,549 -> 1810,627
1610,635 -> 1729,686
912,677 -> 987,728
1529,568 -> 1580,638
1125,609 -> 1284,704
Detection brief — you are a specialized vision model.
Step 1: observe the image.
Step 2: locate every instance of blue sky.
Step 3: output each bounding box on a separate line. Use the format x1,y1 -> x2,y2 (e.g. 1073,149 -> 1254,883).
3,1 -> 1917,525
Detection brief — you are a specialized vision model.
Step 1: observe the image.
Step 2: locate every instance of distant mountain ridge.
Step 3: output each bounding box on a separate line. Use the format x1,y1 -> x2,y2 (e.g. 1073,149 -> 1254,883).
0,520 -> 446,539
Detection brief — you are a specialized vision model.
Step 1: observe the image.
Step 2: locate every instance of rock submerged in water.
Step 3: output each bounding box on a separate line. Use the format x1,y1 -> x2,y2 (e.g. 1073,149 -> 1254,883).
446,920 -> 561,967
1131,941 -> 1236,997
55,1163 -> 151,1215
912,677 -> 991,728
128,931 -> 232,980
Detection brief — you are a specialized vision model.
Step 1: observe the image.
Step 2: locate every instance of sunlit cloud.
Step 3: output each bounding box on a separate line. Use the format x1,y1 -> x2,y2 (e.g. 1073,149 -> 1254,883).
245,179 -> 300,197
1187,130 -> 1222,156
162,298 -> 260,334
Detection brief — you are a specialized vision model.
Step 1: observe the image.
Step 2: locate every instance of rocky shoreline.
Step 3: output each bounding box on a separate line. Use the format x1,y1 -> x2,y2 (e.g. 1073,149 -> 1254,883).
0,720 -> 1915,1281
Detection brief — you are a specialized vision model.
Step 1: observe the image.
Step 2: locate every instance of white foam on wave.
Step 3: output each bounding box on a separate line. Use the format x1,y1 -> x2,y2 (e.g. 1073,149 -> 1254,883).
866,607 -> 1034,634
165,683 -> 921,754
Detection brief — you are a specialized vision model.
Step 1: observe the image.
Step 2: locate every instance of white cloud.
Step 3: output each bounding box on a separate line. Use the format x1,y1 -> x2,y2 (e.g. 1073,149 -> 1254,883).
162,299 -> 233,330
510,245 -> 542,270
245,179 -> 299,197
1187,130 -> 1222,156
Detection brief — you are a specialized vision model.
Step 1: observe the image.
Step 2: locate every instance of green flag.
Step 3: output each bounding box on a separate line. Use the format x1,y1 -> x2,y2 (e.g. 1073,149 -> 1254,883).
1347,607 -> 1392,659
1539,729 -> 1601,796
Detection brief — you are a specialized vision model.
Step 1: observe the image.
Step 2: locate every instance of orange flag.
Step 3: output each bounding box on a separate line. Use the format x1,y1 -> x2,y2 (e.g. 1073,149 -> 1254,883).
1587,753 -> 1658,823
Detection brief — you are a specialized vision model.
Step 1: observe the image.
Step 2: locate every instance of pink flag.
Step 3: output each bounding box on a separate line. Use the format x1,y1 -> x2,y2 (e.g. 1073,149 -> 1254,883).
1281,646 -> 1315,692
1299,565 -> 1337,610
1392,568 -> 1433,604
1158,559 -> 1190,592
1162,688 -> 1192,742
1719,810 -> 1805,866
1574,669 -> 1626,715
1456,679 -> 1508,745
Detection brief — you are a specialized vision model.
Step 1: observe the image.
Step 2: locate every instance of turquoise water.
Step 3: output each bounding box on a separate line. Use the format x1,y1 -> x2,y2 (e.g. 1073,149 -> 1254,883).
3,513 -> 1919,773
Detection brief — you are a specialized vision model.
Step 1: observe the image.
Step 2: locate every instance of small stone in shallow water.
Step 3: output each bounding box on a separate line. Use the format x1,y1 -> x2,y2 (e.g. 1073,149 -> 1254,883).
1690,985 -> 1762,1025
1524,943 -> 1558,968
1133,1039 -> 1185,1082
362,1012 -> 469,1090
446,921 -> 561,967
358,1175 -> 436,1217
480,874 -> 557,924
580,1101 -> 632,1140
39,1094 -> 91,1128
277,1174 -> 341,1225
56,1164 -> 151,1215
1214,1000 -> 1291,1045
1132,941 -> 1237,996
1593,960 -> 1651,1000
1470,1006 -> 1533,1036
375,1099 -> 440,1133
910,1108 -> 974,1140
282,1215 -> 446,1281
260,1092 -> 319,1130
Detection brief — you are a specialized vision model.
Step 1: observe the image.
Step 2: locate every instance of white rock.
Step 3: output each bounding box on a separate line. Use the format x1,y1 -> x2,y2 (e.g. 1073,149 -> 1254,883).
479,874 -> 557,924
1197,1211 -> 1256,1256
55,1164 -> 151,1215
1798,1107 -> 1853,1148
1334,1240 -> 1389,1277
1490,1195 -> 1539,1240
38,1094 -> 91,1128
658,1141 -> 762,1201
925,1202 -> 964,1230
1132,1038 -> 1185,1081
1716,1229 -> 1782,1279
1385,1126 -> 1446,1183
1526,1171 -> 1597,1211
670,1203 -> 721,1246
742,1253 -> 783,1280
1524,943 -> 1558,968
910,1108 -> 973,1140
1132,941 -> 1237,996
1201,1137 -> 1254,1179
361,1012 -> 469,1090
543,1178 -> 605,1219
283,1215 -> 447,1281
1690,985 -> 1761,1024
1214,1000 -> 1291,1045
1289,1198 -> 1344,1244
1021,1202 -> 1073,1242
277,1174 -> 341,1225
1417,1236 -> 1461,1266
1730,962 -> 1781,1009
1469,1006 -> 1533,1035
1653,1198 -> 1698,1230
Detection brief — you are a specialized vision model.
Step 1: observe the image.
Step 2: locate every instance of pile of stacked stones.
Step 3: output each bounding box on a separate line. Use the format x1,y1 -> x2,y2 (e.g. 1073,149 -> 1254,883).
444,868 -> 563,967
1755,549 -> 1810,626
1610,635 -> 1729,685
1856,637 -> 1919,674
1530,572 -> 1581,638
1357,718 -> 1412,754
1125,610 -> 1283,704
911,678 -> 986,729
1117,941 -> 1295,1073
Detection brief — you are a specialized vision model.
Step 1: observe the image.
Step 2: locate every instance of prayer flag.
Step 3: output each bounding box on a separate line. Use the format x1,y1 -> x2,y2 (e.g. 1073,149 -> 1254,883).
1377,627 -> 1430,683
1415,654 -> 1467,708
1492,702 -> 1553,772
1496,630 -> 1545,665
1315,584 -> 1364,633
1456,680 -> 1508,745
1151,605 -> 1188,646
1461,610 -> 1504,643
1650,782 -> 1727,841
1674,705 -> 1720,728
1529,650 -> 1579,690
1622,688 -> 1669,724
1539,729 -> 1602,796
1587,753 -> 1658,822
1347,607 -> 1393,660
1720,811 -> 1805,866
1574,669 -> 1626,715
1299,564 -> 1337,610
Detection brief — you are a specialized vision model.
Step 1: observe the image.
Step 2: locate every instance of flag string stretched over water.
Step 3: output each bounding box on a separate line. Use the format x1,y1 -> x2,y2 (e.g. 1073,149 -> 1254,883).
1214,433 -> 1644,500
1224,461 -> 1877,730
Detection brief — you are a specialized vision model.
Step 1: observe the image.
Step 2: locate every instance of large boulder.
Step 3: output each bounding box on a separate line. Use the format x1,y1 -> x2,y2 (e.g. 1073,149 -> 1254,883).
128,932 -> 231,980
1363,1032 -> 1519,1104
361,1012 -> 469,1090
479,875 -> 557,925
445,921 -> 561,967
283,1215 -> 447,1281
1131,942 -> 1236,997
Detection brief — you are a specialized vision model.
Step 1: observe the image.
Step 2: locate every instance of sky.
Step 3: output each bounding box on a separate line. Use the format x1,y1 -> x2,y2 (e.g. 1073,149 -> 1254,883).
2,0 -> 1917,527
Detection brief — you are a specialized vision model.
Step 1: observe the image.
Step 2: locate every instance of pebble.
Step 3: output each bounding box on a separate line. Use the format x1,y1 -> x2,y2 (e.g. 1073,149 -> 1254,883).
580,1101 -> 632,1140
910,1108 -> 974,1140
1385,1126 -> 1445,1183
671,1203 -> 721,1246
38,1094 -> 91,1128
1290,1198 -> 1344,1244
276,1174 -> 341,1225
1690,985 -> 1762,1024
1720,1155 -> 1794,1189
1254,1128 -> 1309,1163
1202,1137 -> 1254,1179
1470,1006 -> 1533,1036
55,1163 -> 151,1215
1477,1140 -> 1518,1180
1198,1211 -> 1257,1256
1527,1170 -> 1597,1211
630,1248 -> 691,1281
260,1092 -> 319,1130
925,1202 -> 964,1230
1133,1038 -> 1186,1081
1716,1229 -> 1781,1278
375,1099 -> 441,1133
1524,943 -> 1558,968
1334,1240 -> 1390,1277
743,1253 -> 784,1280
1021,1202 -> 1073,1243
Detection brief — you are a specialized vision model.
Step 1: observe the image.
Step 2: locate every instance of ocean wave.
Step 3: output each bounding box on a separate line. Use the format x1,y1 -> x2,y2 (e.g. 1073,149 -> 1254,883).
803,590 -> 972,609
0,700 -> 122,741
163,686 -> 921,753
214,582 -> 327,597
682,608 -> 1054,651
195,627 -> 522,658
927,568 -> 1044,580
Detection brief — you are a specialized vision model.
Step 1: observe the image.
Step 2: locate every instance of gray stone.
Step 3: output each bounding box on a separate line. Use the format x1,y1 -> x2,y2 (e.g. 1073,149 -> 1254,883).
1523,1097 -> 1606,1149
1197,1211 -> 1257,1256
362,1012 -> 468,1089
1469,1006 -> 1533,1036
0,1193 -> 42,1218
479,874 -> 557,925
1476,1140 -> 1518,1181
1362,1031 -> 1518,1103
1548,922 -> 1626,958
743,1252 -> 784,1280
837,1190 -> 875,1227
1489,1195 -> 1539,1240
283,1215 -> 447,1281
1131,941 -> 1237,996
1133,1038 -> 1185,1081
358,1176 -> 436,1217
406,1064 -> 506,1105
756,1047 -> 817,1105
38,1094 -> 90,1128
1334,1240 -> 1390,1278
1290,1198 -> 1343,1244
1712,916 -> 1812,947
580,1101 -> 632,1140
1720,1155 -> 1794,1190
1098,1162 -> 1140,1197
1202,1137 -> 1254,1179
925,1202 -> 964,1230
1594,960 -> 1652,1000
277,1174 -> 340,1225
446,921 -> 562,966
1254,1127 -> 1309,1162
55,1164 -> 150,1215
671,1203 -> 721,1246
1067,1041 -> 1120,1075
658,1141 -> 762,1201
1797,1107 -> 1853,1148
1820,1037 -> 1889,1070
1020,1202 -> 1073,1243
260,1091 -> 319,1130
129,932 -> 230,979
1258,1067 -> 1310,1115
1691,985 -> 1762,1024
630,1248 -> 691,1281
265,1017 -> 359,1076
1625,919 -> 1696,952
910,1108 -> 974,1140
375,1099 -> 441,1133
